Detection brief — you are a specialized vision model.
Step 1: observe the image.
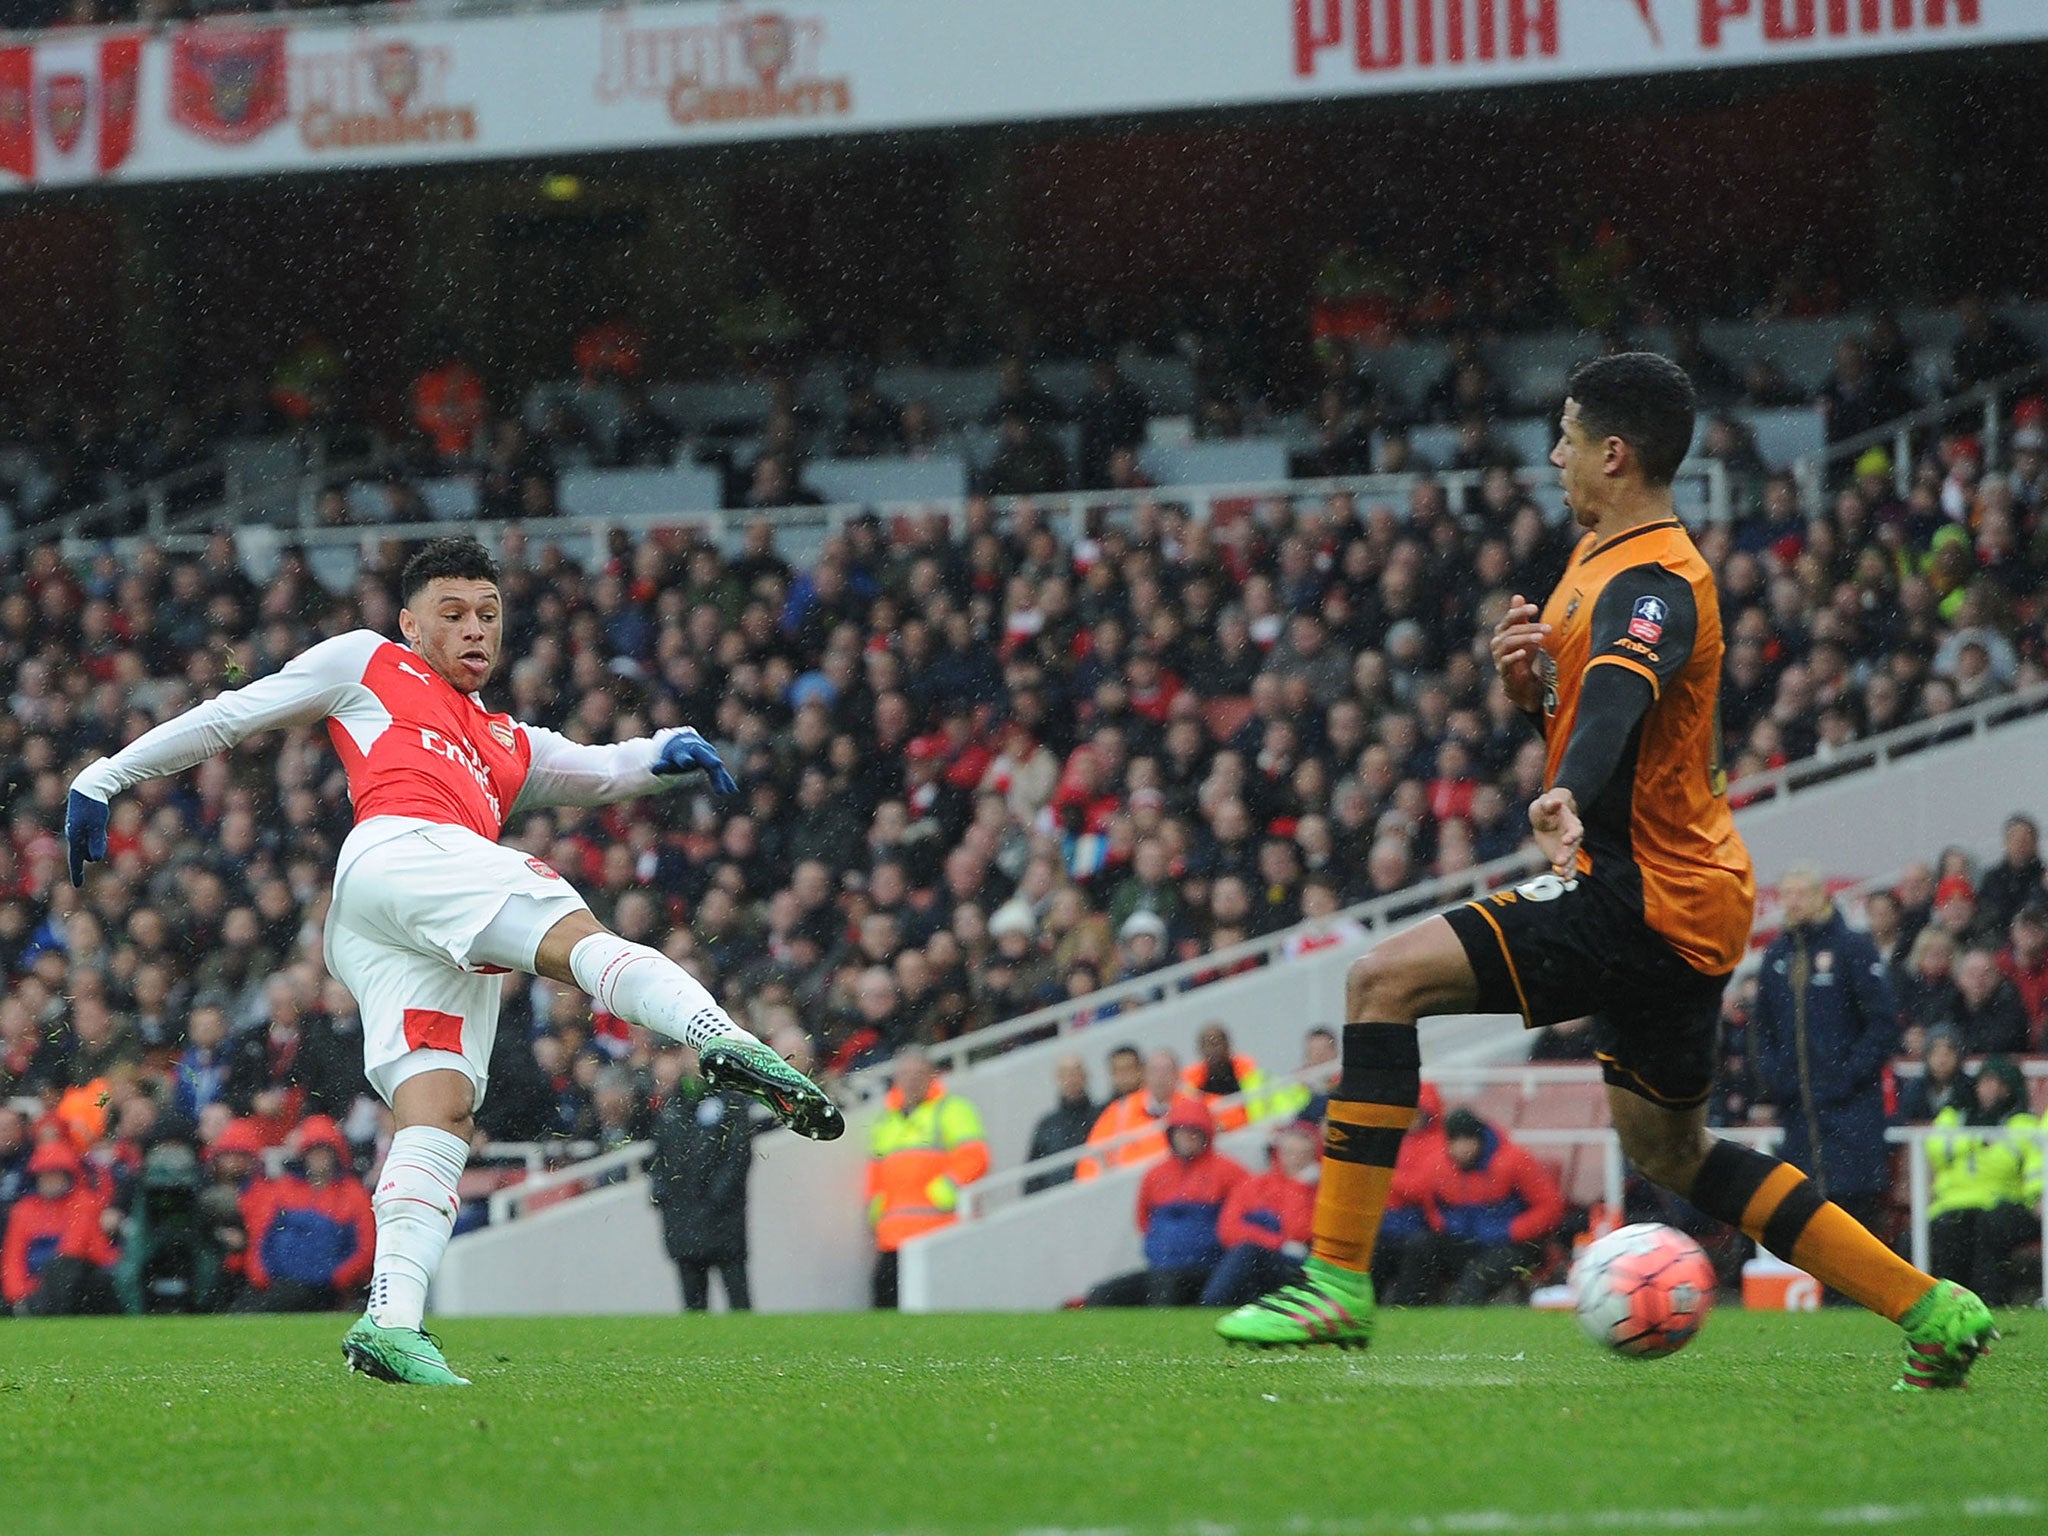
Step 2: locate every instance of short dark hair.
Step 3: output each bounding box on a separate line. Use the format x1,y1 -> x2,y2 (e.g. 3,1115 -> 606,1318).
1565,352 -> 1697,486
401,537 -> 501,608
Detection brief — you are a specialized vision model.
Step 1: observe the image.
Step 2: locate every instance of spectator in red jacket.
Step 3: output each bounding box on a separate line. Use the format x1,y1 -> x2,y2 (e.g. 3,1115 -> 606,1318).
1387,1107 -> 1563,1306
1085,1097 -> 1247,1306
3,1139 -> 121,1315
1200,1120 -> 1321,1305
235,1115 -> 376,1313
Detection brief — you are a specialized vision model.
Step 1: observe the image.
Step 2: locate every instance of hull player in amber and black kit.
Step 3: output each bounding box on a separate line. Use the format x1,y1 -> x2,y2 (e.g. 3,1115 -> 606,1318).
1218,353 -> 1997,1389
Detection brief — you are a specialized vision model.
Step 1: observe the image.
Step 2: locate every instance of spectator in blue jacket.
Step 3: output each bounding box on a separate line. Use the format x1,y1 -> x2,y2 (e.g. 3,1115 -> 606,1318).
1752,867 -> 1900,1232
234,1116 -> 376,1313
1084,1097 -> 1247,1307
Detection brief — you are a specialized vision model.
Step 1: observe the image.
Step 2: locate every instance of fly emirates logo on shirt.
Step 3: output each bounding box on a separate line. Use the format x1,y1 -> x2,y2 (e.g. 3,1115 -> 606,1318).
418,726 -> 502,822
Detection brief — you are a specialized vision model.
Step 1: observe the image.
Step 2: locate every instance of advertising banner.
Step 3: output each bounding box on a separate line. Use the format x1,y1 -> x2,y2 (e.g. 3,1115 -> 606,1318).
0,0 -> 2038,192
0,32 -> 141,184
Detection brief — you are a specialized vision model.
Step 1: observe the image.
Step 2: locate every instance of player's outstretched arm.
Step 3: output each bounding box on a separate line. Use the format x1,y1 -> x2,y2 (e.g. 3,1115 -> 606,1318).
66,630 -> 381,886
512,724 -> 737,813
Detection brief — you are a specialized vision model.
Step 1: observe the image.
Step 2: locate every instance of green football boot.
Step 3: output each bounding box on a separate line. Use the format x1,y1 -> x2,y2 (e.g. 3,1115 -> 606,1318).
343,1315 -> 470,1387
700,1036 -> 845,1141
1894,1279 -> 1997,1391
1217,1257 -> 1376,1350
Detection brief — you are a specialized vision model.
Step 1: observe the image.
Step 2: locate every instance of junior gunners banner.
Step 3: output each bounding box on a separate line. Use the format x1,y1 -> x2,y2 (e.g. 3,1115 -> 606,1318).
0,0 -> 2041,191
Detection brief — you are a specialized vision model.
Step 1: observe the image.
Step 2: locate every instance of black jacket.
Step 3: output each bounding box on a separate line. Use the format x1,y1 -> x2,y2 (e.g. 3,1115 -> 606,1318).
1954,980 -> 2031,1056
1024,1094 -> 1102,1194
649,1084 -> 755,1262
1753,909 -> 1898,1201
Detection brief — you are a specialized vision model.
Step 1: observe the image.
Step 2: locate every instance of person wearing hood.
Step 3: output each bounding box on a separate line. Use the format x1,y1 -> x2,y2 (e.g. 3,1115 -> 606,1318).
1085,1097 -> 1248,1307
1200,1120 -> 1321,1306
1751,866 -> 1900,1232
974,901 -> 1058,1023
3,1138 -> 122,1315
1389,1107 -> 1563,1306
236,1115 -> 376,1312
1926,1057 -> 2042,1307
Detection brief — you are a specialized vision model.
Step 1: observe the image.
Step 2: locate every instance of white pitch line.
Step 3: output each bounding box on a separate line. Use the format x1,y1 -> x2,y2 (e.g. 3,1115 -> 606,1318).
996,1497 -> 2045,1536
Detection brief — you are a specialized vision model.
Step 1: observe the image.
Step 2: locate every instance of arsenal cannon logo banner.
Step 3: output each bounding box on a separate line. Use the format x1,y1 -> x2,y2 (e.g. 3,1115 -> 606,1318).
0,34 -> 140,183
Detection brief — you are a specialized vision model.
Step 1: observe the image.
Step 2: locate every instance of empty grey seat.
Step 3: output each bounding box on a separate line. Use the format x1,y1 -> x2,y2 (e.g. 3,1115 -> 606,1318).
1139,440 -> 1288,487
222,436 -> 303,523
1734,406 -> 1826,471
557,466 -> 724,518
806,456 -> 968,506
418,477 -> 481,521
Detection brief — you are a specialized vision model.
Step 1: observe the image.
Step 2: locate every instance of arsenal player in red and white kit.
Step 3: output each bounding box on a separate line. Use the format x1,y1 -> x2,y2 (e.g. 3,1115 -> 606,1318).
66,537 -> 841,1386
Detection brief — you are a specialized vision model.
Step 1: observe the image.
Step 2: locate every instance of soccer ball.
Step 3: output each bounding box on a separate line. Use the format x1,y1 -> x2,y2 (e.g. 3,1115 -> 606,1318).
1568,1222 -> 1716,1358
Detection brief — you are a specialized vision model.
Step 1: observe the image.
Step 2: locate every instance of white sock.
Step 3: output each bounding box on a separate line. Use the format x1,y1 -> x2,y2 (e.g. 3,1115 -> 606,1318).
368,1125 -> 468,1331
568,933 -> 751,1050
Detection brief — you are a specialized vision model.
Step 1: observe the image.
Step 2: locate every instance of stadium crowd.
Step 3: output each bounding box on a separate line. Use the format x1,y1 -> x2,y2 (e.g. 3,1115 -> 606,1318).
5,326 -> 2048,1309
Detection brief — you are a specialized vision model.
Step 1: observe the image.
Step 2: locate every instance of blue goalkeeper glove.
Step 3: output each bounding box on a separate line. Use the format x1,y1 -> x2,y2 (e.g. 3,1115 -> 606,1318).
66,788 -> 110,888
653,729 -> 737,794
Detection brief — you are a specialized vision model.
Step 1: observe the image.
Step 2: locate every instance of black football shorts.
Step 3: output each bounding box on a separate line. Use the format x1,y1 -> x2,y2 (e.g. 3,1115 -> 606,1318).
1442,871 -> 1731,1109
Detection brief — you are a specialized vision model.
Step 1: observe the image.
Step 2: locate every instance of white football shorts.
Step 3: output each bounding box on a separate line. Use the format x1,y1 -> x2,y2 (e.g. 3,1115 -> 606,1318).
324,816 -> 589,1109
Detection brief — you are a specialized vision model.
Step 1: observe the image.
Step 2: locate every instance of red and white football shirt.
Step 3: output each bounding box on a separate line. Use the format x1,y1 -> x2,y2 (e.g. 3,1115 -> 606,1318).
73,629 -> 677,839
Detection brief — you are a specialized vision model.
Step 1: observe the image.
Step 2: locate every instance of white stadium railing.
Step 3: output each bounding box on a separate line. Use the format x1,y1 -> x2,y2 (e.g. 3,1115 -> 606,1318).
485,1141 -> 655,1225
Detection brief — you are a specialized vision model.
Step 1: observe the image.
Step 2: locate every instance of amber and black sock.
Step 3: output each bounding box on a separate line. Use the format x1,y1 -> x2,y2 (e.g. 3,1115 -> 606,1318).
1309,1022 -> 1421,1275
1686,1138 -> 1934,1323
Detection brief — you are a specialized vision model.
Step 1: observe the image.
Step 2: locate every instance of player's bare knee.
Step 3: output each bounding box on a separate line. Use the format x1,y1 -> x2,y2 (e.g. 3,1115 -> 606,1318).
1345,945 -> 1421,1021
1620,1123 -> 1713,1193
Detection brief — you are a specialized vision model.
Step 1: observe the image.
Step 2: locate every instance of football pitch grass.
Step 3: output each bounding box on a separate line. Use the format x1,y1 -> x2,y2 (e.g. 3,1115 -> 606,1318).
2,1309 -> 2042,1536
